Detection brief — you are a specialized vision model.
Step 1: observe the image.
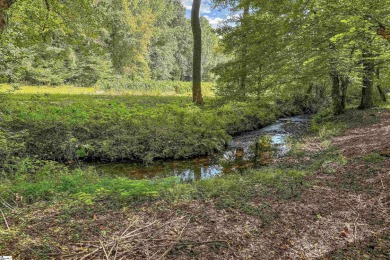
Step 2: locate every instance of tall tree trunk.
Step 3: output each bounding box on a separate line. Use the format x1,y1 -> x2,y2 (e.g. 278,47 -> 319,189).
239,4 -> 250,98
329,43 -> 344,115
340,76 -> 349,110
256,65 -> 262,102
358,49 -> 375,109
330,70 -> 344,115
191,0 -> 203,105
376,68 -> 387,102
0,0 -> 15,35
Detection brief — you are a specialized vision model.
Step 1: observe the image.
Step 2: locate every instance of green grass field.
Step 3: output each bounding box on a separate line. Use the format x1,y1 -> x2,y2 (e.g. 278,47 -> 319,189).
0,81 -> 216,96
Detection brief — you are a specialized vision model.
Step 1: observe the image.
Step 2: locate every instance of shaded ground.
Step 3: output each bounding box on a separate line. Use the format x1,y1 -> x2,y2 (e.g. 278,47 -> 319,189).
1,109 -> 389,259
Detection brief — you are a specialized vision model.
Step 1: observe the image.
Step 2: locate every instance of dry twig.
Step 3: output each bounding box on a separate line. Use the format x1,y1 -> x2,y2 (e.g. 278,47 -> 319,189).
0,208 -> 10,231
158,218 -> 191,260
98,240 -> 109,260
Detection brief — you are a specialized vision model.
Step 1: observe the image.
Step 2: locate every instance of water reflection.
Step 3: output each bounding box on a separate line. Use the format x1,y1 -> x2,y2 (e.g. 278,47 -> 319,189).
177,165 -> 223,182
93,116 -> 309,181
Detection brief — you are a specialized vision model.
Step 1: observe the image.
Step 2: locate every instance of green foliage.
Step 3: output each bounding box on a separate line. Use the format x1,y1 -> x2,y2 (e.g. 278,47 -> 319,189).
97,77 -> 215,95
216,101 -> 277,135
310,122 -> 344,139
0,127 -> 29,175
0,44 -> 112,86
362,153 -> 385,164
0,0 -> 222,85
162,168 -> 306,222
0,93 -> 299,164
0,155 -> 306,216
0,163 -> 179,204
310,109 -> 381,138
214,0 -> 390,113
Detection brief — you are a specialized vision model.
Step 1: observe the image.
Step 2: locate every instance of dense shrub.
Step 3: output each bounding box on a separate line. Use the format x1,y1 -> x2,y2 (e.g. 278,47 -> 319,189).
0,129 -> 26,173
0,45 -> 112,87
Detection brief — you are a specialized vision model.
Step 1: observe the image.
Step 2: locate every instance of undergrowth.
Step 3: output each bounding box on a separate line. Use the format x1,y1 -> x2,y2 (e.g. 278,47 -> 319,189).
310,108 -> 382,139
0,99 -> 388,258
0,160 -> 307,209
0,94 -> 293,163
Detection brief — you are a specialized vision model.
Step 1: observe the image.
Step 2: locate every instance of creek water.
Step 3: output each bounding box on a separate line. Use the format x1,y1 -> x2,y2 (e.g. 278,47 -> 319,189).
92,116 -> 310,181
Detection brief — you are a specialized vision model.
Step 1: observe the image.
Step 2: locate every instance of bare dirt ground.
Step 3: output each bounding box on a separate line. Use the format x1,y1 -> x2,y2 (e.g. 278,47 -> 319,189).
2,110 -> 390,259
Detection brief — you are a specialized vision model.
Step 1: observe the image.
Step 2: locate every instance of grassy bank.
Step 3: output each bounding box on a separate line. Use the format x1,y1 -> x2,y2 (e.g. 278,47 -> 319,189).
0,88 -> 305,164
0,108 -> 384,208
1,108 -> 388,258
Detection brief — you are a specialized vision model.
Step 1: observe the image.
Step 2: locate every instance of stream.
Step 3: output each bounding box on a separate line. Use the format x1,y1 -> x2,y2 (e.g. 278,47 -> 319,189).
92,116 -> 310,181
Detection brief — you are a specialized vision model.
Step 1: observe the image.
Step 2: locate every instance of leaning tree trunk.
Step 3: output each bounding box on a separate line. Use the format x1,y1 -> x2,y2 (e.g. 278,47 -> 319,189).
0,0 -> 15,35
358,49 -> 375,109
191,0 -> 204,105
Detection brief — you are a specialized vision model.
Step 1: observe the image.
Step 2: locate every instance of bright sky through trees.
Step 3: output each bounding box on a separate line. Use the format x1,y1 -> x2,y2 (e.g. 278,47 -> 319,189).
181,0 -> 228,28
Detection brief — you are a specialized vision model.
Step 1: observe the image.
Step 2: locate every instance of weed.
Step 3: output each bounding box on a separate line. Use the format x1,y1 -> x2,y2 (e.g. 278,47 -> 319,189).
362,153 -> 385,164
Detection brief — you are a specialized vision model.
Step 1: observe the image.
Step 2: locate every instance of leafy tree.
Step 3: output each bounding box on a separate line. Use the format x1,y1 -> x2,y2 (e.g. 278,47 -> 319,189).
1,0 -> 222,85
0,0 -> 110,85
0,0 -> 15,34
213,0 -> 390,113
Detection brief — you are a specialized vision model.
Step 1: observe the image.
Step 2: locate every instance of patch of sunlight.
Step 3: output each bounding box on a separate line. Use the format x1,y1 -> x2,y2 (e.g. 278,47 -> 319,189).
0,84 -> 215,97
0,84 -> 97,95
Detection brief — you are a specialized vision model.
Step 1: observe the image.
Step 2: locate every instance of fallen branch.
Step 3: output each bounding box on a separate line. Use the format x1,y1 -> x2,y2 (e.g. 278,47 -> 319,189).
100,240 -> 110,260
80,247 -> 102,260
148,239 -> 230,247
0,208 -> 10,231
158,218 -> 191,260
73,217 -> 190,259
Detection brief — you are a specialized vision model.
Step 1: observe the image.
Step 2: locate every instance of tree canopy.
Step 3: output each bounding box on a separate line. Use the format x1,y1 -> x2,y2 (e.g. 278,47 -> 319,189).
0,0 -> 221,86
213,0 -> 390,113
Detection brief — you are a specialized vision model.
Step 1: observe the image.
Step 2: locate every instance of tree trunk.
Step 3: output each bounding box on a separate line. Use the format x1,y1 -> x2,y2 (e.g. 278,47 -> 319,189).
330,70 -> 344,115
377,85 -> 387,102
340,76 -> 349,110
316,82 -> 326,99
376,68 -> 387,102
239,4 -> 250,98
358,49 -> 375,109
329,42 -> 344,115
191,0 -> 203,105
0,0 -> 15,35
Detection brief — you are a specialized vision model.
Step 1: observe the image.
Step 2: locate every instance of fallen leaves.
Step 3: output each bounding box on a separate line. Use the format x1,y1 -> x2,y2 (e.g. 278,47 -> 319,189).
340,227 -> 350,238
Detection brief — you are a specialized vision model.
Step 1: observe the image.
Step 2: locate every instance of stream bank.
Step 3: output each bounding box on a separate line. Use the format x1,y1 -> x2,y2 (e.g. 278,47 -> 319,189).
92,116 -> 311,180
